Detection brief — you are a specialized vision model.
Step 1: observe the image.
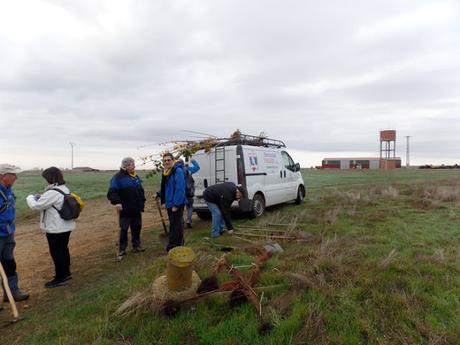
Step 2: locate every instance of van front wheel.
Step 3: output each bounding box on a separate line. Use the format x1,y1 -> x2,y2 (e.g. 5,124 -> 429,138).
295,186 -> 305,204
250,194 -> 265,218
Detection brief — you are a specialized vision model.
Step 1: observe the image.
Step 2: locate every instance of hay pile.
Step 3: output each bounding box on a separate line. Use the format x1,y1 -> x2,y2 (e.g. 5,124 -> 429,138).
151,272 -> 201,310
114,271 -> 201,316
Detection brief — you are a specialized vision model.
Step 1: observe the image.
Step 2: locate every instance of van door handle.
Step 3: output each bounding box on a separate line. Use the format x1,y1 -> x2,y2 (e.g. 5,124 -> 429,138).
280,171 -> 283,178
283,170 -> 286,178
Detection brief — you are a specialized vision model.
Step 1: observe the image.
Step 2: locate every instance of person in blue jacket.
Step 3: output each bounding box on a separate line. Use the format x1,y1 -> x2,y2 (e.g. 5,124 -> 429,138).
0,164 -> 29,303
182,158 -> 200,228
157,153 -> 186,252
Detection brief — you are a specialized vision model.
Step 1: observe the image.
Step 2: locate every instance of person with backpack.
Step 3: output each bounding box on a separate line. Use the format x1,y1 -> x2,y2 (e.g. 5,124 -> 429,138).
179,158 -> 200,228
26,167 -> 75,288
107,157 -> 146,261
0,164 -> 30,302
157,153 -> 186,252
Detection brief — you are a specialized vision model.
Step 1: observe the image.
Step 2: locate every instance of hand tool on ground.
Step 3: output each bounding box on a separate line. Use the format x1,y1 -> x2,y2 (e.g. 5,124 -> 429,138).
203,237 -> 234,252
0,261 -> 26,327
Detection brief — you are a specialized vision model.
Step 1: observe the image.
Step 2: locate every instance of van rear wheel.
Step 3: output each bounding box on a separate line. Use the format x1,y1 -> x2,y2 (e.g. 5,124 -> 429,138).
295,186 -> 305,204
250,194 -> 265,218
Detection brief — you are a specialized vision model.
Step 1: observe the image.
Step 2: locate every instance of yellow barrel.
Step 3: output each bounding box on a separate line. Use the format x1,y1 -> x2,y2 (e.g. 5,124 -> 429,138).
166,246 -> 196,291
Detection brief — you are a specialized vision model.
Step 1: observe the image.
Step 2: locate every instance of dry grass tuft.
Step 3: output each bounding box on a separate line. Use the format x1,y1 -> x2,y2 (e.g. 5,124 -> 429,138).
380,186 -> 400,198
432,249 -> 445,263
194,252 -> 217,272
324,206 -> 342,226
113,291 -> 150,316
346,205 -> 357,217
411,183 -> 460,209
328,190 -> 363,204
379,249 -> 398,269
369,185 -> 400,199
287,235 -> 361,293
292,307 -> 326,344
280,272 -> 315,290
268,290 -> 301,318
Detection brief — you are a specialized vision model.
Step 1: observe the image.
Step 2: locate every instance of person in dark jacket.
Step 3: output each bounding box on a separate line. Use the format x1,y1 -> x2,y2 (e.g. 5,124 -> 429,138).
157,153 -> 186,252
107,157 -> 146,260
0,163 -> 29,303
203,182 -> 244,238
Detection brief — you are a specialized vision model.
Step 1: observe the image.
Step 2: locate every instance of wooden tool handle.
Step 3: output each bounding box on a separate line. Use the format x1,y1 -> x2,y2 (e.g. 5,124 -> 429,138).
0,261 -> 19,319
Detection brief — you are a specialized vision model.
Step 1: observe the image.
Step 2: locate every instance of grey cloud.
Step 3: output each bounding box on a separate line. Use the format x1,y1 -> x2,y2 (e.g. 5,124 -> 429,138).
1,0 -> 459,169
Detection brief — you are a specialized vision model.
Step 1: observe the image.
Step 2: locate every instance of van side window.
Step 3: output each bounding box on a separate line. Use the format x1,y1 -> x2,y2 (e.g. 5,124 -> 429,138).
281,151 -> 295,171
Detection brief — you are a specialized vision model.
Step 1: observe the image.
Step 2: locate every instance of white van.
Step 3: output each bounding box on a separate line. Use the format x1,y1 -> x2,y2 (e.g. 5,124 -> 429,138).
190,134 -> 306,218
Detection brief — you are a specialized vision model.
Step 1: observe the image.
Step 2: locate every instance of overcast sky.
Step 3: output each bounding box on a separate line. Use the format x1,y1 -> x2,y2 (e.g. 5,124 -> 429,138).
1,0 -> 459,169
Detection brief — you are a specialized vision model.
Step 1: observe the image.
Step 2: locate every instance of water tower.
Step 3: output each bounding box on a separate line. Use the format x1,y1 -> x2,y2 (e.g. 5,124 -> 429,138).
380,130 -> 396,169
380,130 -> 396,158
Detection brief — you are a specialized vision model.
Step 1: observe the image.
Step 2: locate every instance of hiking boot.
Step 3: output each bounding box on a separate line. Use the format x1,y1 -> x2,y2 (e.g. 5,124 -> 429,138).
3,291 -> 30,302
64,274 -> 72,281
132,247 -> 146,253
45,278 -> 68,288
117,250 -> 126,261
186,222 -> 192,229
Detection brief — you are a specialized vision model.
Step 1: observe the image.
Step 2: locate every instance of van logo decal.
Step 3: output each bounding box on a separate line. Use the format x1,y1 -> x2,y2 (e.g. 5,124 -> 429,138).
249,153 -> 258,172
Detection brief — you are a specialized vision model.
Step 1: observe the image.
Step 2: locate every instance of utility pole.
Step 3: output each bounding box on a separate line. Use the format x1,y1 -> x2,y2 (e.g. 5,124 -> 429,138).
70,142 -> 75,170
405,136 -> 411,168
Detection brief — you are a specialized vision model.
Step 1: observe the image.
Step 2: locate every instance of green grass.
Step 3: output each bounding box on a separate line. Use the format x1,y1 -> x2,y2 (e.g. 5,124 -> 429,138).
3,169 -> 460,345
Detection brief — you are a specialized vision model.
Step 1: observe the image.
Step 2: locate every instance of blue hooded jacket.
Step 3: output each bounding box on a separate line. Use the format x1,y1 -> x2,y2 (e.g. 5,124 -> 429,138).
0,184 -> 16,237
160,161 -> 186,208
187,159 -> 200,174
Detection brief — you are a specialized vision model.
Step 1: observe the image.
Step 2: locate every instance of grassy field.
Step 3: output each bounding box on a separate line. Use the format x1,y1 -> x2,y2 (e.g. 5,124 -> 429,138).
4,169 -> 460,345
12,170 -> 161,216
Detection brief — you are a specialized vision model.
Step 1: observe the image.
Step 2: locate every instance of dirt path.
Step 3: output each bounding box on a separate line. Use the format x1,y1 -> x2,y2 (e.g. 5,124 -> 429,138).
9,197 -> 163,302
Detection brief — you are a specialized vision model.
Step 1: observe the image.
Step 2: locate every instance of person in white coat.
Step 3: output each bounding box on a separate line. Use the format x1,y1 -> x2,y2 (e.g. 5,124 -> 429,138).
26,167 -> 75,288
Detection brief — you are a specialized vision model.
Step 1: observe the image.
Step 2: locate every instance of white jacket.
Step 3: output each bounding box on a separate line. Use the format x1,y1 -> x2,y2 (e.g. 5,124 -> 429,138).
26,184 -> 76,234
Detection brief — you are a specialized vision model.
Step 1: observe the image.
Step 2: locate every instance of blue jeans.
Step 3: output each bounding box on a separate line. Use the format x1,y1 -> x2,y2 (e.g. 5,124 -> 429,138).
0,233 -> 20,294
206,202 -> 225,238
186,197 -> 194,223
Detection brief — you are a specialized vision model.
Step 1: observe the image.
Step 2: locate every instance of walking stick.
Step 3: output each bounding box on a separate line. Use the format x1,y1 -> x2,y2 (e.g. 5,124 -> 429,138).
156,198 -> 169,235
0,261 -> 26,327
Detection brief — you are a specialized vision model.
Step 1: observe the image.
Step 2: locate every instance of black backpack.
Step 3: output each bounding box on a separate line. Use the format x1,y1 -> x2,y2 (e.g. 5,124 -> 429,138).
52,188 -> 83,220
185,169 -> 195,198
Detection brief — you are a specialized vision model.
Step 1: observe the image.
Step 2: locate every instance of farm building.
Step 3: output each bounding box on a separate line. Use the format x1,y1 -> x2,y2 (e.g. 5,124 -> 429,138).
321,158 -> 401,170
321,130 -> 402,170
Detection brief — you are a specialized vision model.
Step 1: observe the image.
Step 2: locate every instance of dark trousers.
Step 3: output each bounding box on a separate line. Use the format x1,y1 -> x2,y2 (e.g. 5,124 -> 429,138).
166,205 -> 184,251
46,231 -> 71,280
119,213 -> 142,251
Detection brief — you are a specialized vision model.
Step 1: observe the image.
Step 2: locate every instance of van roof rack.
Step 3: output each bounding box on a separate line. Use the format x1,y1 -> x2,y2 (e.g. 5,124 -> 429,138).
217,133 -> 286,148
